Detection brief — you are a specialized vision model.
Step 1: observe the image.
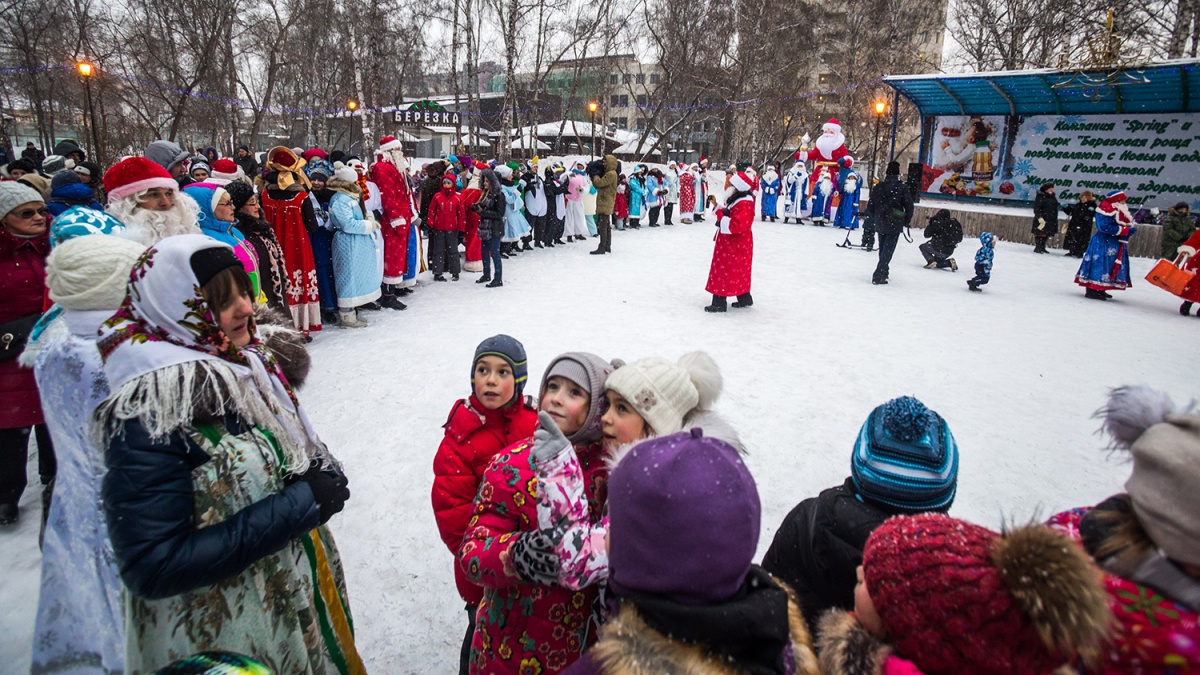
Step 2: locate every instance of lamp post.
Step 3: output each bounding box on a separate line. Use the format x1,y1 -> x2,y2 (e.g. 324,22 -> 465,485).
347,100 -> 359,153
587,101 -> 599,159
871,100 -> 886,185
76,61 -> 102,165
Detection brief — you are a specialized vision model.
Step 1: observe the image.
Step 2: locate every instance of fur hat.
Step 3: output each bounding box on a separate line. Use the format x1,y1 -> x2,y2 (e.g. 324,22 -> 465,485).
472,334 -> 528,402
863,513 -> 1112,674
851,396 -> 958,511
46,234 -> 146,311
223,181 -> 256,212
1099,385 -> 1200,566
103,157 -> 178,202
605,352 -> 722,436
0,181 -> 45,219
332,161 -> 358,185
539,352 -> 616,445
607,428 -> 759,604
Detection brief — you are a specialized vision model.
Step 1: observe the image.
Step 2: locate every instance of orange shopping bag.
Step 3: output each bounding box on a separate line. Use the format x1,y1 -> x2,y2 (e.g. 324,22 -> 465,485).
1144,257 -> 1194,295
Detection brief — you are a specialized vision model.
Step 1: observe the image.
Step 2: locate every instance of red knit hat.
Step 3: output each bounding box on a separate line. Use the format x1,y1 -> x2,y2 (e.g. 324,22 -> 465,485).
863,513 -> 1111,675
103,157 -> 178,202
301,147 -> 328,161
208,158 -> 244,185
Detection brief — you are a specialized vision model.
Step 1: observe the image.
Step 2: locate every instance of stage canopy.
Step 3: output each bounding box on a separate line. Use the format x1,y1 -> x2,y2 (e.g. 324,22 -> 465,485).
884,59 -> 1200,117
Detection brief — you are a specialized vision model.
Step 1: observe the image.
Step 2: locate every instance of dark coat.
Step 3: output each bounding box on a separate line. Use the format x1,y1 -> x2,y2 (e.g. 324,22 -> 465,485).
923,209 -> 964,254
473,190 -> 505,240
102,413 -> 320,599
0,227 -> 49,428
591,155 -> 619,215
760,478 -> 905,636
235,150 -> 258,179
1032,190 -> 1060,235
867,176 -> 913,235
418,163 -> 448,221
1062,199 -> 1096,256
1161,207 -> 1196,259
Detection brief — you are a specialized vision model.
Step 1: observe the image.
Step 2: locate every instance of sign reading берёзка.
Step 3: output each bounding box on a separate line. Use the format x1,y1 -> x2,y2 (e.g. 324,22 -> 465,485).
394,100 -> 461,126
922,113 -> 1200,209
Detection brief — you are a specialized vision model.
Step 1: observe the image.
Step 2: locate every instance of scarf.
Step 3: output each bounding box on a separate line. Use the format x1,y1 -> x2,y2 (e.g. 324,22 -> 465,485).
94,234 -> 326,472
265,146 -> 311,192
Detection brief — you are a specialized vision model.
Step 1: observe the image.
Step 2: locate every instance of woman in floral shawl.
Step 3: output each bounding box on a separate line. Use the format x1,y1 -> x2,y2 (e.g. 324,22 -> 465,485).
94,234 -> 364,674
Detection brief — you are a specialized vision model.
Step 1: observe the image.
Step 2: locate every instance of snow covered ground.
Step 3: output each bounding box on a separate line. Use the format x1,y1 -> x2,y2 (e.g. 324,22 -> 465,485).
2,216 -> 1195,674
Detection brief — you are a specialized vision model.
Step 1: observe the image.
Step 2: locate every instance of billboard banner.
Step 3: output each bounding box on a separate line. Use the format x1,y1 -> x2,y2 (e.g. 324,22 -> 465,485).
921,113 -> 1200,208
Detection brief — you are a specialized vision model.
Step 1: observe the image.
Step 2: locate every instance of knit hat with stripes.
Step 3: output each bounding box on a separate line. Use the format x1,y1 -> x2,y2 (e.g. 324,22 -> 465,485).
851,396 -> 958,512
471,334 -> 529,403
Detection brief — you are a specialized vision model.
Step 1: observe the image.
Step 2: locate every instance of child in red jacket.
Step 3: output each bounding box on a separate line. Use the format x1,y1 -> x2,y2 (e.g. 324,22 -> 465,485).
428,173 -> 465,281
432,334 -> 538,675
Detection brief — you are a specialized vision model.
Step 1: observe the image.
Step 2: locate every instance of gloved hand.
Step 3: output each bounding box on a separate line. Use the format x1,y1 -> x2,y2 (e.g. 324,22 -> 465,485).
510,530 -> 561,586
1128,226 -> 1137,236
1037,218 -> 1046,231
289,463 -> 350,525
531,411 -> 572,463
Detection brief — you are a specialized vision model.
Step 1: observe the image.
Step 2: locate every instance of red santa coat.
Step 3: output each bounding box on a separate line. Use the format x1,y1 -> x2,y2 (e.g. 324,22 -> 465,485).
1173,228 -> 1200,303
370,160 -> 415,284
432,395 -> 539,604
461,187 -> 483,266
706,194 -> 755,296
679,172 -> 696,213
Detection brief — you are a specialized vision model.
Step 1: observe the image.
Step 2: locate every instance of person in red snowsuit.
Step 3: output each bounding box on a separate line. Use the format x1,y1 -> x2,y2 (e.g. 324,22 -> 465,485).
704,171 -> 756,313
370,136 -> 416,310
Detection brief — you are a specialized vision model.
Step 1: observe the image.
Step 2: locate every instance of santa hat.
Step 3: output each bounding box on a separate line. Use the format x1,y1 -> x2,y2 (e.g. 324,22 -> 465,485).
208,158 -> 245,185
379,135 -> 404,152
103,157 -> 179,202
1097,190 -> 1128,217
473,160 -> 488,170
332,162 -> 358,185
823,118 -> 841,134
729,171 -> 754,192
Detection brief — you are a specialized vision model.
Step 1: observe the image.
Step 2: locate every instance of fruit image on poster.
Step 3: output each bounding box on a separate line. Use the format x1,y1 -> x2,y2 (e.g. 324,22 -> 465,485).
921,112 -> 1200,209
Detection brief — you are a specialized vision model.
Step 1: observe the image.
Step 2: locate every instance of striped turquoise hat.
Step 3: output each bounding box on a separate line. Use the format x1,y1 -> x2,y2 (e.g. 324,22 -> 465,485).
851,396 -> 958,512
471,334 -> 528,402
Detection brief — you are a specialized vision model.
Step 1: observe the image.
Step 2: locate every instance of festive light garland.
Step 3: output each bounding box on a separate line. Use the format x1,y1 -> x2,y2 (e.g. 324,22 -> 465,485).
4,63 -> 889,119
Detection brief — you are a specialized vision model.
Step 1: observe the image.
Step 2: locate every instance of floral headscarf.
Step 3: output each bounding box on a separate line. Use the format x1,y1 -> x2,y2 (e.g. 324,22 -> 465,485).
96,234 -> 325,471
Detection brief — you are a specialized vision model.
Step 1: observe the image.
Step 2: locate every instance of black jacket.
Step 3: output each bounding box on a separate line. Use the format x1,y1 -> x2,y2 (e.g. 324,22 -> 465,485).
1062,200 -> 1096,254
760,478 -> 906,635
867,176 -> 913,235
474,190 -> 505,239
102,414 -> 321,599
1032,191 -> 1060,235
236,153 -> 259,179
924,209 -> 964,253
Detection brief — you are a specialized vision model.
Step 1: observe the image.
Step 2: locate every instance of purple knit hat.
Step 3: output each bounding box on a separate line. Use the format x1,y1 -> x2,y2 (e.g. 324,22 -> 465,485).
607,428 -> 760,605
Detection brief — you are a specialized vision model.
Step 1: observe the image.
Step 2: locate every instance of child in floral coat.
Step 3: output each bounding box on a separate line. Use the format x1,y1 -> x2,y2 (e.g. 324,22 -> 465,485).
457,352 -> 615,675
432,335 -> 538,675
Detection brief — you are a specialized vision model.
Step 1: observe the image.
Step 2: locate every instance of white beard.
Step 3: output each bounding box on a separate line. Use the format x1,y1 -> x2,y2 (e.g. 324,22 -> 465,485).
763,170 -> 778,183
814,131 -> 845,159
819,178 -> 833,196
383,149 -> 409,171
1114,201 -> 1132,223
108,192 -> 202,247
844,179 -> 858,194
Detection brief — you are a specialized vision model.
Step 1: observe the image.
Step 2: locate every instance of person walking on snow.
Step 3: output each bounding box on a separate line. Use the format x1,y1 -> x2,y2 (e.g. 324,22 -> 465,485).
1075,190 -> 1136,300
704,171 -> 757,312
967,231 -> 996,292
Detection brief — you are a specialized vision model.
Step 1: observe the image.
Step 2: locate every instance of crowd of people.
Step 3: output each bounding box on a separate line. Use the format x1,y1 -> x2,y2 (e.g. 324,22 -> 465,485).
1,134 -> 1197,675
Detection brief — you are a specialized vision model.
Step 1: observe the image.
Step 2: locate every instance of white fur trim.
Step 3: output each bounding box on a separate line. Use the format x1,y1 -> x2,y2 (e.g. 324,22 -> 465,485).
1178,245 -> 1197,256
108,176 -> 178,202
380,138 -> 403,152
1098,385 -> 1187,449
730,173 -> 752,192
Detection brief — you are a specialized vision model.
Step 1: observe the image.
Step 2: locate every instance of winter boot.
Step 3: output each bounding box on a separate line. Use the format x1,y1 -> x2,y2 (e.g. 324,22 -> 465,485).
476,275 -> 491,284
924,261 -> 939,269
732,293 -> 753,308
1181,301 -> 1194,316
486,279 -> 503,288
590,247 -> 606,255
949,258 -> 958,272
339,310 -> 368,327
0,502 -> 17,526
1084,288 -> 1108,300
452,274 -> 460,281
434,274 -> 447,282
380,295 -> 407,310
967,280 -> 981,292
321,308 -> 340,325
703,295 -> 728,313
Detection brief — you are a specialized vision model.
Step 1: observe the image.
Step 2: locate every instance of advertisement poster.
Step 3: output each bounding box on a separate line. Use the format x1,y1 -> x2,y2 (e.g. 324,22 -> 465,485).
921,113 -> 1200,208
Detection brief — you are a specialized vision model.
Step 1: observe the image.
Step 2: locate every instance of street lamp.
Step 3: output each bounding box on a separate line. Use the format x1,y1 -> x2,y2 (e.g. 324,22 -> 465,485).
76,60 -> 102,164
587,101 -> 599,159
870,100 -> 886,185
347,100 -> 359,153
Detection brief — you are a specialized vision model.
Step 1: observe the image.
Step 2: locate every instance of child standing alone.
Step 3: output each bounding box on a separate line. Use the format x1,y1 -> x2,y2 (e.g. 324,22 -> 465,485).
432,335 -> 539,675
968,231 -> 995,292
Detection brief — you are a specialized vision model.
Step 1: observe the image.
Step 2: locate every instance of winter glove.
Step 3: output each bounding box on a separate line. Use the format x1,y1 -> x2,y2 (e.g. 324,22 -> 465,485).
1037,218 -> 1046,231
510,530 -> 561,586
531,411 -> 572,464
289,462 -> 351,525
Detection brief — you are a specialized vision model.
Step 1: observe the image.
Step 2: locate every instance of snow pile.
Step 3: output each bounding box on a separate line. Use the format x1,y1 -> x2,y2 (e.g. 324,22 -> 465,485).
2,217 -> 1194,672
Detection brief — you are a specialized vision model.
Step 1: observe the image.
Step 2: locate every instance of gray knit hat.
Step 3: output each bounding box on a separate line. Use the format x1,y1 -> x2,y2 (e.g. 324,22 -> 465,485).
538,352 -> 615,444
1101,386 -> 1200,566
0,181 -> 45,220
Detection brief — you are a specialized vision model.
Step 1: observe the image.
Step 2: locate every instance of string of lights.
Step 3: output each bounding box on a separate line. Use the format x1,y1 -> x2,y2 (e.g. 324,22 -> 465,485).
12,63 -> 889,119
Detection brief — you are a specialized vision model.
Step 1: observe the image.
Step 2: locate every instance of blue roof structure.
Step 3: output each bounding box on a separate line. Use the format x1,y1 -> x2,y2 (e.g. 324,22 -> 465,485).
884,59 -> 1200,117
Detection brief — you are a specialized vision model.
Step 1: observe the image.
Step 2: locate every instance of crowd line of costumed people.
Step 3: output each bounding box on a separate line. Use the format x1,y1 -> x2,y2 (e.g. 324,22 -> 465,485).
1,126 -> 1198,675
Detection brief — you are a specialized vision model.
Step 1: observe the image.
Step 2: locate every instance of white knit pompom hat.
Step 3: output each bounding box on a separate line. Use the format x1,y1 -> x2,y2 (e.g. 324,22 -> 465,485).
47,234 -> 147,310
605,351 -> 723,436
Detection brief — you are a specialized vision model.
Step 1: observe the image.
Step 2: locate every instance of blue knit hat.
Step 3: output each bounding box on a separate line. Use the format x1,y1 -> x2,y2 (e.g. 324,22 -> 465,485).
851,396 -> 958,511
471,334 -> 529,402
50,205 -> 127,248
